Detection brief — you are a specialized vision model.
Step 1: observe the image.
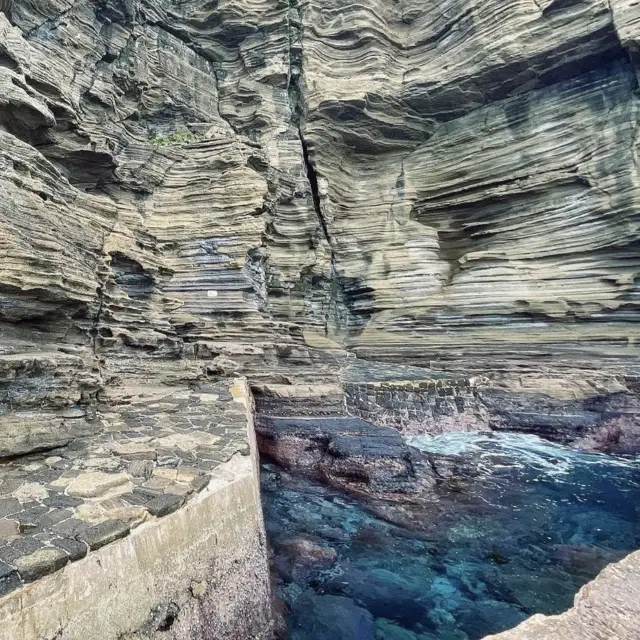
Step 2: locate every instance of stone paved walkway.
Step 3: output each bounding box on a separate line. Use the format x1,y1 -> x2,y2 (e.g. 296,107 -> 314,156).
0,380 -> 250,596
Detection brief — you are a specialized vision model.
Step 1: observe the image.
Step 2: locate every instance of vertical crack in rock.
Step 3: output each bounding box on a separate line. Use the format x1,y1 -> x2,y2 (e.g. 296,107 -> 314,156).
91,283 -> 105,356
300,136 -> 329,247
287,0 -> 339,337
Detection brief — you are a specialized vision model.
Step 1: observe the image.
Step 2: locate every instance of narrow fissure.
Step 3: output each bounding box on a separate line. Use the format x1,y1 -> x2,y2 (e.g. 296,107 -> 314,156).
90,284 -> 105,355
287,0 -> 339,337
300,135 -> 329,247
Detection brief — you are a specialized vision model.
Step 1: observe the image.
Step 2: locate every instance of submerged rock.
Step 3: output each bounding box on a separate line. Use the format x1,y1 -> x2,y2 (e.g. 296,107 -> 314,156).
262,432 -> 640,640
484,550 -> 640,640
289,592 -> 376,640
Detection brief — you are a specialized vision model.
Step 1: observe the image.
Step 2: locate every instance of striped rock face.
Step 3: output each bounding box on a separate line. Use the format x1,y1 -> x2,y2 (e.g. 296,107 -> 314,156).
1,1 -> 639,454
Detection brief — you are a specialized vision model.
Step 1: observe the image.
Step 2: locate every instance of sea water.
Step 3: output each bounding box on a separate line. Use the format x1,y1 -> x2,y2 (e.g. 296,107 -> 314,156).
262,432 -> 640,640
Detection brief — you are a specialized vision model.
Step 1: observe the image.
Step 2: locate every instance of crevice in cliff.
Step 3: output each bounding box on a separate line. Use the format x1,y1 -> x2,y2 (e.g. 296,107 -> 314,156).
299,133 -> 340,337
91,283 -> 105,356
300,135 -> 329,248
287,0 -> 339,337
603,0 -> 640,93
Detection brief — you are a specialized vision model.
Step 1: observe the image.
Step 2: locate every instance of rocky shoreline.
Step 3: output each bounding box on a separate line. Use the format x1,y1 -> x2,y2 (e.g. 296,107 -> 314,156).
261,429 -> 640,640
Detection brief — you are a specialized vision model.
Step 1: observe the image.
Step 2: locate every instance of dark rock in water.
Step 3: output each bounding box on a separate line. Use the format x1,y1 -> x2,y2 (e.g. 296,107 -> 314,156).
289,592 -> 376,640
273,535 -> 338,582
550,544 -> 627,581
256,416 -> 436,501
323,564 -> 432,625
278,536 -> 337,567
479,389 -> 640,454
456,600 -> 527,638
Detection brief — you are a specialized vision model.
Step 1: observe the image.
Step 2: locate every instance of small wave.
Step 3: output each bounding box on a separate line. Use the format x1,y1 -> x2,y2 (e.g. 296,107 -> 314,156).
407,432 -> 640,481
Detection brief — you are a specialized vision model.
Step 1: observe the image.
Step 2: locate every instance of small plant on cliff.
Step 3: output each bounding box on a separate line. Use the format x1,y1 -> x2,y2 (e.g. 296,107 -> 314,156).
148,131 -> 204,147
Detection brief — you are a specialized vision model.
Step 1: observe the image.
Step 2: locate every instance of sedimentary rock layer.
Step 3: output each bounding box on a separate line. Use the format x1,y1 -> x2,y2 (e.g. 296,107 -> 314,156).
2,0 -> 640,448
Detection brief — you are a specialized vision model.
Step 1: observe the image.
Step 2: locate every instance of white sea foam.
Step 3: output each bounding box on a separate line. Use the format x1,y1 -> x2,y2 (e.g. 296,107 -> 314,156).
407,432 -> 640,482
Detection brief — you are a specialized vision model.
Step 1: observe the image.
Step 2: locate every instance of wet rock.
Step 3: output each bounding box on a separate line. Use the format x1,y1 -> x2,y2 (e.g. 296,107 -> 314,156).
457,600 -> 527,638
277,536 -> 337,568
257,416 -> 436,502
325,565 -> 431,625
374,619 -> 420,640
551,544 -> 627,581
484,550 -> 640,640
274,535 -> 338,582
289,592 -> 375,640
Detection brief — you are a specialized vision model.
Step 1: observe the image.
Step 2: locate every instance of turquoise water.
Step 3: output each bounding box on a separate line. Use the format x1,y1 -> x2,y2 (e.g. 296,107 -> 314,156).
262,433 -> 640,640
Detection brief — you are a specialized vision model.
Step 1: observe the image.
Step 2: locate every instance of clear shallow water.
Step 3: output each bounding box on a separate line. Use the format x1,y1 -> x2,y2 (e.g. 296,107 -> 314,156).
262,432 -> 640,640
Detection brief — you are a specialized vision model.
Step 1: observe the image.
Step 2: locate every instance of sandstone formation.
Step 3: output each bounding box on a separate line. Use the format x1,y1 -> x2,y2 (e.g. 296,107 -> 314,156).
2,0 -> 640,637
1,0 -> 640,453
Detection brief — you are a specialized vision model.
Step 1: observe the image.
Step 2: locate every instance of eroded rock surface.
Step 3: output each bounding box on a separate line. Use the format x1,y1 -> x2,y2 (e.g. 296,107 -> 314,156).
1,0 -> 640,454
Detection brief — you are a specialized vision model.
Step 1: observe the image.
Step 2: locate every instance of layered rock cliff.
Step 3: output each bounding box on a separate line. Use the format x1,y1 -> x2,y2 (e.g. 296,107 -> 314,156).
2,0 -> 640,447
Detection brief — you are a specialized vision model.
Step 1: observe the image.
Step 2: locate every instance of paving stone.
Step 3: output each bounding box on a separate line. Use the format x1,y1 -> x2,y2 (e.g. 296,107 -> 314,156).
0,477 -> 25,496
0,519 -> 20,540
121,491 -> 150,507
15,506 -> 49,533
112,441 -> 157,461
190,475 -> 210,494
0,499 -> 21,518
44,493 -> 83,508
79,457 -> 123,472
15,548 -> 69,582
12,482 -> 49,502
51,537 -> 88,561
127,459 -> 155,479
0,545 -> 21,565
144,494 -> 185,518
51,518 -> 91,538
66,472 -> 133,498
9,536 -> 46,557
0,560 -> 22,596
39,509 -> 74,530
77,520 -> 130,550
